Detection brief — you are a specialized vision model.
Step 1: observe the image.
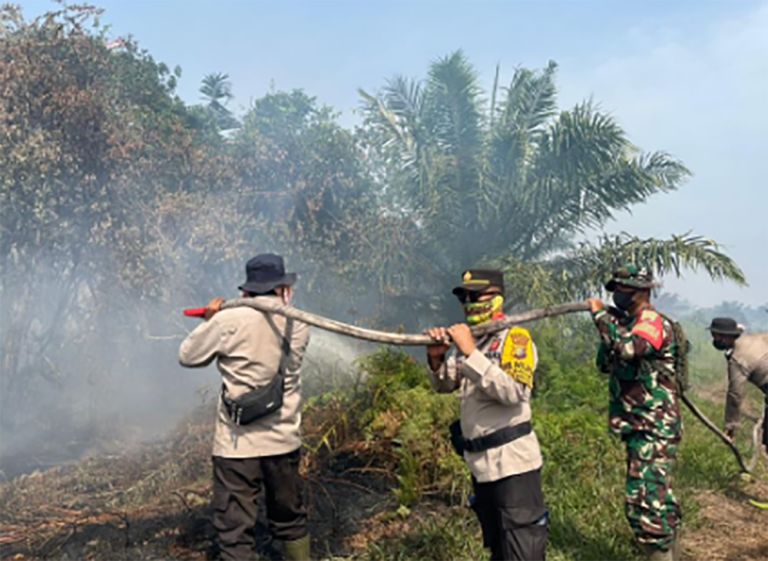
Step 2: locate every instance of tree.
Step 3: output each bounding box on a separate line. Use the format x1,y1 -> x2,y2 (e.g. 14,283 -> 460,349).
199,72 -> 240,131
227,89 -> 388,319
652,292 -> 694,318
0,3 -> 234,432
359,51 -> 745,313
696,301 -> 768,332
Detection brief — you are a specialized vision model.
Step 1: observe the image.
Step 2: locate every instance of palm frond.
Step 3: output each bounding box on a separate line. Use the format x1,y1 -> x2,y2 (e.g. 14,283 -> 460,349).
358,86 -> 418,167
484,61 -> 559,230
506,101 -> 690,257
423,50 -> 484,157
200,72 -> 233,104
548,232 -> 747,298
358,83 -> 457,256
486,255 -> 571,308
489,62 -> 500,129
497,60 -> 557,137
421,50 -> 486,251
382,75 -> 424,124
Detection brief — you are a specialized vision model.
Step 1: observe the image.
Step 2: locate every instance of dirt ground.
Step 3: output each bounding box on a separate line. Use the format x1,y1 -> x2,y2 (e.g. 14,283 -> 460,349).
682,476 -> 768,561
0,447 -> 400,561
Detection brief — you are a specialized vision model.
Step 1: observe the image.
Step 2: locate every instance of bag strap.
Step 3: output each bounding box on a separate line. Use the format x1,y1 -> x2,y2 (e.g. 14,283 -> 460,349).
276,318 -> 294,388
656,312 -> 690,392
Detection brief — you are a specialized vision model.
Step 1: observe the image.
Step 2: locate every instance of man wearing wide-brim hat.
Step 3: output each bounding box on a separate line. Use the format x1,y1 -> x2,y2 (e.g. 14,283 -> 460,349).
179,253 -> 311,561
707,317 -> 768,453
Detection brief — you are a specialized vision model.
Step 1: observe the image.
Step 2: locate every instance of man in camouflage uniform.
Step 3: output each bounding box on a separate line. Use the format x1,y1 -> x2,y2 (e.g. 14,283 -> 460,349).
586,265 -> 683,561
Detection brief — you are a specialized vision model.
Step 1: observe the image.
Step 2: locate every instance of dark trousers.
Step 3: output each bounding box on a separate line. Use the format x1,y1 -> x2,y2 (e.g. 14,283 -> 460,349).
212,449 -> 307,561
472,469 -> 548,561
762,385 -> 768,453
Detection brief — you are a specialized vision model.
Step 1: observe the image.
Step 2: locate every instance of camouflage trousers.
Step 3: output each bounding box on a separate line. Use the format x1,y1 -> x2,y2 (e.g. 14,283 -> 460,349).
624,433 -> 682,551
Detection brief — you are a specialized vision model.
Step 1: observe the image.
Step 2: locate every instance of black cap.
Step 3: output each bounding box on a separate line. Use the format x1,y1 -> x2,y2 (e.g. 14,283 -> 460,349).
238,253 -> 297,294
451,269 -> 504,297
706,317 -> 743,336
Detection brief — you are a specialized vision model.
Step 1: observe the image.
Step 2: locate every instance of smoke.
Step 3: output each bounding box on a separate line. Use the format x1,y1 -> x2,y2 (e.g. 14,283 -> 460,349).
0,242 -> 379,480
301,329 -> 374,397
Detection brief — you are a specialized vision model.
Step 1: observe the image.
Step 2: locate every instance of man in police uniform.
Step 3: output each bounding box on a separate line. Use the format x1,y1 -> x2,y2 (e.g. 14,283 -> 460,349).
586,264 -> 683,561
425,269 -> 548,561
179,254 -> 311,561
707,317 -> 768,453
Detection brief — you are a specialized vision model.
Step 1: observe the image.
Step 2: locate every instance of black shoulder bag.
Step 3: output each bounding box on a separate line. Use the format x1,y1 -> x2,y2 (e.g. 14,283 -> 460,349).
221,319 -> 294,426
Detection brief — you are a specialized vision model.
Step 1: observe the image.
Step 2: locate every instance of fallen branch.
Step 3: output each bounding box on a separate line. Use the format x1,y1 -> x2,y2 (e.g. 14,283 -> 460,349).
220,299 -> 590,346
171,490 -> 192,513
681,393 -> 750,473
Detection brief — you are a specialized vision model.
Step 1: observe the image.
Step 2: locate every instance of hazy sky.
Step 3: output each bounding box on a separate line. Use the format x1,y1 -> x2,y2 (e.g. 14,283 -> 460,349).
16,0 -> 768,307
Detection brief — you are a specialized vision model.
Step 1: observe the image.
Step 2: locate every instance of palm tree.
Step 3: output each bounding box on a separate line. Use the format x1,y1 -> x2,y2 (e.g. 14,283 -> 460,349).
359,51 -> 745,311
199,72 -> 239,130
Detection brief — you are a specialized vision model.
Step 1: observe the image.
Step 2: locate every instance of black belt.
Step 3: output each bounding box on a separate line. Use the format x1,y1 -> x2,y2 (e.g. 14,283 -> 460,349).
454,421 -> 532,454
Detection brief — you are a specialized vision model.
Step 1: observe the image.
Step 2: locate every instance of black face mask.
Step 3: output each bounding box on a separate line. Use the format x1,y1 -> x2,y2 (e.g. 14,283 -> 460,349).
712,340 -> 730,351
612,291 -> 636,311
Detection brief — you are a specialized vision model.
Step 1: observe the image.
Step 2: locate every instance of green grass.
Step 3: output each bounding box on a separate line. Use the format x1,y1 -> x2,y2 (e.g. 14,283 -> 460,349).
364,507 -> 486,561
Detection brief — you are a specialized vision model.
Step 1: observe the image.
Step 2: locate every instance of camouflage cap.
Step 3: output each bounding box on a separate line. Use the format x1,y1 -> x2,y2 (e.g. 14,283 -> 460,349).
604,264 -> 658,292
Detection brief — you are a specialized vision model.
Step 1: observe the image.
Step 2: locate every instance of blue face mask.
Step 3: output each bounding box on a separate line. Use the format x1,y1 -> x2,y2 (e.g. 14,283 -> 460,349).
612,291 -> 635,311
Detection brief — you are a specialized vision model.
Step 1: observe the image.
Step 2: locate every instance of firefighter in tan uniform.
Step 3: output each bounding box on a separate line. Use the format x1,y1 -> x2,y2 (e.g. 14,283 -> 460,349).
179,254 -> 311,561
425,269 -> 548,561
707,317 -> 768,453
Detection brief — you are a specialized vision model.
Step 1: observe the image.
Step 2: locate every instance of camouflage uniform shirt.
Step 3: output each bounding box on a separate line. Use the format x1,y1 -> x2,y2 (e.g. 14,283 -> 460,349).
593,307 -> 683,441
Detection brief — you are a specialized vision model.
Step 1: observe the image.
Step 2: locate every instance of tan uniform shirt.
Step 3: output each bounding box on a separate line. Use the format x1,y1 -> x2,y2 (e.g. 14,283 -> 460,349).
429,327 -> 543,483
178,297 -> 310,458
725,332 -> 768,430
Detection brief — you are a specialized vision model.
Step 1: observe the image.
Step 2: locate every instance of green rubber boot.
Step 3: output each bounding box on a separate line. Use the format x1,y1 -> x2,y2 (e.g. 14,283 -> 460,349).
283,534 -> 310,561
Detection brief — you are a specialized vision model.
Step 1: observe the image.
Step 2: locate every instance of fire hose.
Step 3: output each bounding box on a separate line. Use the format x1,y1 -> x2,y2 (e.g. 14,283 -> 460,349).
186,299 -> 591,345
679,393 -> 751,473
184,298 -> 758,474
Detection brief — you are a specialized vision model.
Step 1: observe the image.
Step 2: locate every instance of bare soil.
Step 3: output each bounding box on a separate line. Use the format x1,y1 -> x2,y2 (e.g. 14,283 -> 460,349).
683,477 -> 768,561
0,404 -> 399,561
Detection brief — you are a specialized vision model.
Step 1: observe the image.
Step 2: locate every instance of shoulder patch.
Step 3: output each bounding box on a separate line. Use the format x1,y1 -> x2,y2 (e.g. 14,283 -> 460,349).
631,311 -> 664,350
639,310 -> 660,321
500,327 -> 535,388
